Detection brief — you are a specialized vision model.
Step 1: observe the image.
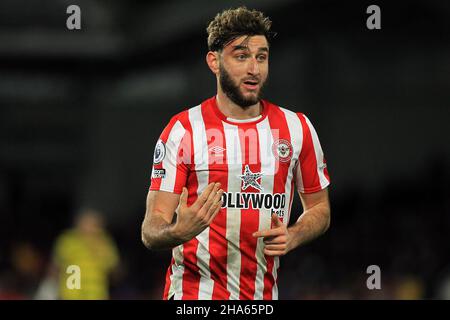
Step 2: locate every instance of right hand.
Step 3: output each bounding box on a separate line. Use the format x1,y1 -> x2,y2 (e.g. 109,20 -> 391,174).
173,182 -> 224,242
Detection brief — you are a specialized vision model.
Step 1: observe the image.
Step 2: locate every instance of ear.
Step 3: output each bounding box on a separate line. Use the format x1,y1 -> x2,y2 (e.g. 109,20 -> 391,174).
206,51 -> 220,75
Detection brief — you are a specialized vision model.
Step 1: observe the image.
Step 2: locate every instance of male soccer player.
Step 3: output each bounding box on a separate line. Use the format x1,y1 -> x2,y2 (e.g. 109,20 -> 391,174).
141,6 -> 331,300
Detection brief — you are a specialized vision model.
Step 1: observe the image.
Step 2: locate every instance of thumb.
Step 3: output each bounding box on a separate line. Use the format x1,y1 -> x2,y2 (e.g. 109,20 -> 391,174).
179,187 -> 188,207
271,213 -> 283,227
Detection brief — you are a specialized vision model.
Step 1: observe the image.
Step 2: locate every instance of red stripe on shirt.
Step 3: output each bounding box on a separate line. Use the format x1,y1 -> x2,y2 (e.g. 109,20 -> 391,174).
263,104 -> 291,299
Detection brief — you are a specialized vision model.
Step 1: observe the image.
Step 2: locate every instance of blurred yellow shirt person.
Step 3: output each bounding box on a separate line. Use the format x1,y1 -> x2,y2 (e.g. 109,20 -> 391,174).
52,208 -> 119,300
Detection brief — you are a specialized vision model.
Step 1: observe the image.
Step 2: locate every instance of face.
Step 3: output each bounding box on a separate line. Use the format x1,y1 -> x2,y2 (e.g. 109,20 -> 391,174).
76,210 -> 104,236
218,35 -> 269,108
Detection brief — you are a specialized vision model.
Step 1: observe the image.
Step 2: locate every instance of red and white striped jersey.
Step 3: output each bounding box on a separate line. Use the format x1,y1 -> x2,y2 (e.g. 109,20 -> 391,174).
149,96 -> 330,300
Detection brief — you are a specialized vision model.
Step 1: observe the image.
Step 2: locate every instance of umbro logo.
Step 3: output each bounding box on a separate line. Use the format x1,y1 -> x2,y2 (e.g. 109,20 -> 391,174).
209,145 -> 226,155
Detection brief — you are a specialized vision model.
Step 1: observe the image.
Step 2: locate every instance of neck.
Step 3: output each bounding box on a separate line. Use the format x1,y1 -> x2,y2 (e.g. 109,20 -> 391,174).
216,87 -> 261,120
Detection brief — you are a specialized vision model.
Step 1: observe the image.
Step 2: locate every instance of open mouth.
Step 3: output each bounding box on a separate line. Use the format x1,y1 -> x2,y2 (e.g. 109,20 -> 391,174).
243,80 -> 258,85
242,80 -> 259,90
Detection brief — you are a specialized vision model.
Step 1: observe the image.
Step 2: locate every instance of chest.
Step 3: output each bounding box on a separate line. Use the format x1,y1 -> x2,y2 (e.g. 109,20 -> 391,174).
188,125 -> 300,192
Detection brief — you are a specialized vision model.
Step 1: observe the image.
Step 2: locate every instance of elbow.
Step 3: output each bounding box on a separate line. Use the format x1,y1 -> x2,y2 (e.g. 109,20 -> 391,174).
141,223 -> 154,250
323,207 -> 331,234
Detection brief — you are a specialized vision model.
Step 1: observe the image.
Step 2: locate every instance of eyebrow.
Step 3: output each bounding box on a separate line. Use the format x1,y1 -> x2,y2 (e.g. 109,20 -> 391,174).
231,45 -> 269,53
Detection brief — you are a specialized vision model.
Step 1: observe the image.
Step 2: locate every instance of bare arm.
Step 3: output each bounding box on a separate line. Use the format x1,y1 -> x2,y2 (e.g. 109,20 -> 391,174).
253,188 -> 330,256
141,183 -> 224,250
286,188 -> 331,252
141,190 -> 182,250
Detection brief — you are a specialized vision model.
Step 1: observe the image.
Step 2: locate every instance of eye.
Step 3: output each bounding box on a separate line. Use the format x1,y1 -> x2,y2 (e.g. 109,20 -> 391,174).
257,54 -> 267,62
236,54 -> 247,61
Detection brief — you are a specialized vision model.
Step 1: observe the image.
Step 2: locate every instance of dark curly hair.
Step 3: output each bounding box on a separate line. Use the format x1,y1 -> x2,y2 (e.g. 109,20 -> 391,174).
206,6 -> 275,52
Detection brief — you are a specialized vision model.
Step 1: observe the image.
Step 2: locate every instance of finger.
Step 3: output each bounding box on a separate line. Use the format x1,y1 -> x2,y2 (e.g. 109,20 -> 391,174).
262,235 -> 276,243
271,213 -> 283,227
263,236 -> 287,245
201,183 -> 221,213
263,248 -> 285,257
192,182 -> 215,210
263,234 -> 286,243
179,187 -> 188,207
207,193 -> 224,225
208,183 -> 221,203
264,244 -> 286,251
253,228 -> 285,238
206,189 -> 224,218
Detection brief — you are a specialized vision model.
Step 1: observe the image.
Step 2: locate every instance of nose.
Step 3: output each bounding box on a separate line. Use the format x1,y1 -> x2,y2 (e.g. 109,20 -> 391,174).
247,56 -> 260,75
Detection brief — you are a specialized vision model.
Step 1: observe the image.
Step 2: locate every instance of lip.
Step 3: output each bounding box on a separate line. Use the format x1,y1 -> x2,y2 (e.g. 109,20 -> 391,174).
242,82 -> 259,91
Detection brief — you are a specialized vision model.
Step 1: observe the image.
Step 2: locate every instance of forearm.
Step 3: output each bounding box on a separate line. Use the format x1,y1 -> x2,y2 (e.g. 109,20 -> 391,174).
287,203 -> 330,252
141,216 -> 185,250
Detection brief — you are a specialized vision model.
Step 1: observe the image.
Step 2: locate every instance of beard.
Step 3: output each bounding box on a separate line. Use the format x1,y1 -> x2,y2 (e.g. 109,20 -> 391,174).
219,63 -> 267,109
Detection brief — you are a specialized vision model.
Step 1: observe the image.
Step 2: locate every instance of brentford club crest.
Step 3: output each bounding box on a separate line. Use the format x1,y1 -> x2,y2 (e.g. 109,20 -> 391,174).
272,139 -> 293,163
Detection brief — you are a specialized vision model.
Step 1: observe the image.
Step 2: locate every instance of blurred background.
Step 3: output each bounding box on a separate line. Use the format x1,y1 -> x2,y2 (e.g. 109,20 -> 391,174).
0,0 -> 449,299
